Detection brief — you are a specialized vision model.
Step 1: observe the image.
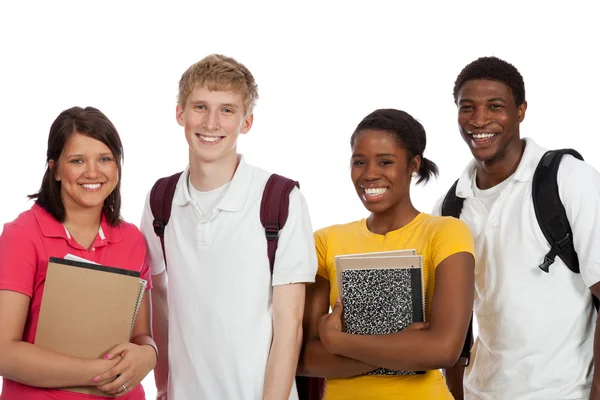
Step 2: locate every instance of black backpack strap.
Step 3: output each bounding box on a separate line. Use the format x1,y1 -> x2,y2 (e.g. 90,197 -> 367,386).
260,174 -> 299,275
442,179 -> 465,219
441,179 -> 472,366
149,171 -> 183,269
532,149 -> 583,274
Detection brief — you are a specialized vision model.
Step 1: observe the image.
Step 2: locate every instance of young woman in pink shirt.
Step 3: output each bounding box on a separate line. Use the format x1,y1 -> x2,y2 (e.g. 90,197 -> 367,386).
0,106 -> 156,399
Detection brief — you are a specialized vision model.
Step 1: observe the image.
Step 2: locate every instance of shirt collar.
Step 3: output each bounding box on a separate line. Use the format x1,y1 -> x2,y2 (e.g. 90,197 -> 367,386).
173,155 -> 253,213
32,203 -> 122,243
455,137 -> 546,199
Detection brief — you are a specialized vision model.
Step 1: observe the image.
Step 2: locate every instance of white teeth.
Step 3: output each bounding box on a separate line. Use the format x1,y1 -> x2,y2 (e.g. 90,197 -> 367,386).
199,135 -> 221,142
82,183 -> 101,189
472,133 -> 496,139
364,188 -> 387,196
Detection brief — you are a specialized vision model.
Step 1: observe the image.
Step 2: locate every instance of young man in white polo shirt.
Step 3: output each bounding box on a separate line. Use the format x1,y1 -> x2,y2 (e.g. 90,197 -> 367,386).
433,56 -> 600,399
141,54 -> 317,400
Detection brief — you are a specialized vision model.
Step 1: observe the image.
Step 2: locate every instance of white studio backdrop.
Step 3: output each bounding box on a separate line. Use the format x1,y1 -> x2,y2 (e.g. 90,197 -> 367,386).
1,0 -> 598,396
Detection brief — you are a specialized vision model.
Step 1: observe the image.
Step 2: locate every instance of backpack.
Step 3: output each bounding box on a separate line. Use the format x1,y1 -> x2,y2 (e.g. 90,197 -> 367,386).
149,171 -> 325,400
441,148 -> 595,367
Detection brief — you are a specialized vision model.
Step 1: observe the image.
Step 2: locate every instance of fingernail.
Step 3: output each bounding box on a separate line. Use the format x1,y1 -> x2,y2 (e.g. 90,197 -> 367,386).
103,354 -> 110,360
93,377 -> 99,383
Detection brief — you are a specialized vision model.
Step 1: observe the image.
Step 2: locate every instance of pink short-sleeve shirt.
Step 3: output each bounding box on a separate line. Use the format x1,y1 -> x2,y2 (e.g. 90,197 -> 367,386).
0,203 -> 152,400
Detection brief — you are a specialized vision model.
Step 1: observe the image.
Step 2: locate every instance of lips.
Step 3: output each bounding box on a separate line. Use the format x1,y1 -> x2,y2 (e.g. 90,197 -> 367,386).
197,134 -> 225,144
467,131 -> 498,147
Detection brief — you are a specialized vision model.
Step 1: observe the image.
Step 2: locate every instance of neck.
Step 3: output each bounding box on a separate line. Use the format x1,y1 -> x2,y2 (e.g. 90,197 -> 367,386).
189,150 -> 240,191
475,139 -> 525,189
367,201 -> 419,235
62,203 -> 103,233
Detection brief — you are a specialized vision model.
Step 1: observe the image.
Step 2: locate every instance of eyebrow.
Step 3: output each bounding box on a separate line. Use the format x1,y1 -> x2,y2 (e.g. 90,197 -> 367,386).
189,100 -> 240,109
459,97 -> 507,104
351,153 -> 398,158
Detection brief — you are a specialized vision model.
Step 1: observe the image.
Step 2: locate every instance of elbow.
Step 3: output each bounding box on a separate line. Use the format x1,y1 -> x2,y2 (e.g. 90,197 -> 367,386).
426,338 -> 465,370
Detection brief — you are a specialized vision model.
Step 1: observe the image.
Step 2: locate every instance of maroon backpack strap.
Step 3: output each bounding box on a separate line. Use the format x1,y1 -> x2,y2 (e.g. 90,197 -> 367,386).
260,174 -> 326,400
149,171 -> 183,269
260,173 -> 299,274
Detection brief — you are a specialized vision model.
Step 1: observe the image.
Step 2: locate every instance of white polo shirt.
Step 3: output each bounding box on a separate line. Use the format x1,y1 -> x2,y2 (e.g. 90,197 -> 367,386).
141,157 -> 317,400
433,138 -> 600,400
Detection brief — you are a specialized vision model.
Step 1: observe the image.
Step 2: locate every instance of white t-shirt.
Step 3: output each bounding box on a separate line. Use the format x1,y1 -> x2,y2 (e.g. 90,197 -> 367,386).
433,138 -> 600,400
141,157 -> 318,400
187,176 -> 230,218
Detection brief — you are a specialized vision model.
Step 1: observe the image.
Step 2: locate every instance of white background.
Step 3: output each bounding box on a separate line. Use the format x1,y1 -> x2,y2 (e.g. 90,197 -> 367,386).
1,0 -> 599,397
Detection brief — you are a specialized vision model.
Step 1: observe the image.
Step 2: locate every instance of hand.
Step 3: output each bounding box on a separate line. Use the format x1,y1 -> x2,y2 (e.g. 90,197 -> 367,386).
405,321 -> 430,331
318,299 -> 344,354
93,342 -> 157,396
157,392 -> 168,400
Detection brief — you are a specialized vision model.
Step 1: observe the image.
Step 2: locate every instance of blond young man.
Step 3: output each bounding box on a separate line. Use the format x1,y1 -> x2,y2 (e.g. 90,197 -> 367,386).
141,54 -> 317,400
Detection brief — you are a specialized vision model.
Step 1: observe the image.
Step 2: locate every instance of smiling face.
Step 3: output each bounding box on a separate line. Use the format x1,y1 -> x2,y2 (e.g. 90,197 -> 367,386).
351,129 -> 419,215
176,86 -> 253,164
51,132 -> 119,214
457,79 -> 527,164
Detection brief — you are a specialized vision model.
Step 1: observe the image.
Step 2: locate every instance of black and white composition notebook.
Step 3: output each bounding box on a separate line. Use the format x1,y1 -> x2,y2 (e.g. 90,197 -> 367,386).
335,250 -> 425,376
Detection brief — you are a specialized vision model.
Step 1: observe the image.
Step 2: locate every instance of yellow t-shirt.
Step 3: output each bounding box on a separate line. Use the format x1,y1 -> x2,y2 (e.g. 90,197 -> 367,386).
315,213 -> 475,400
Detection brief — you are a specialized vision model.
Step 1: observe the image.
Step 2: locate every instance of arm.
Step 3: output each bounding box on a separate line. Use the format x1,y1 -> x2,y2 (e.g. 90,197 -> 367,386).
320,252 -> 475,371
557,157 -> 600,400
443,335 -> 471,400
151,271 -> 169,398
262,283 -> 305,400
0,290 -> 118,387
297,275 -> 376,378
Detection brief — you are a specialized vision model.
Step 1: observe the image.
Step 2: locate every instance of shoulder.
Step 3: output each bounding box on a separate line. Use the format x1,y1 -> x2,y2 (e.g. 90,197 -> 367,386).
0,206 -> 40,253
315,220 -> 363,241
116,219 -> 143,238
419,213 -> 472,237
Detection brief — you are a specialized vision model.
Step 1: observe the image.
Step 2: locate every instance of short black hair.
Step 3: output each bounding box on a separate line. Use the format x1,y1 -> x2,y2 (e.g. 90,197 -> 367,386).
350,109 -> 438,184
29,106 -> 124,225
453,56 -> 526,106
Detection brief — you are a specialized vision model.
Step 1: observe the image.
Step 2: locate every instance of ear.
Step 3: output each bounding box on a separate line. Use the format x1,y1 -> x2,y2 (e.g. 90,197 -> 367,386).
240,113 -> 254,135
176,104 -> 185,127
48,160 -> 60,181
410,155 -> 422,177
517,101 -> 527,123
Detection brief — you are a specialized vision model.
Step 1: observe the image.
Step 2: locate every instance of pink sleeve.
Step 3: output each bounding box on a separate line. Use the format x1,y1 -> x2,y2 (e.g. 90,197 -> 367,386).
0,222 -> 37,297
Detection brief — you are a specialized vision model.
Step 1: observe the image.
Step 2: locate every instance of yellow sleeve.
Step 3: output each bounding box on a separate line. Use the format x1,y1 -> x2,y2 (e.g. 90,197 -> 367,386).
314,227 -> 330,281
431,217 -> 475,268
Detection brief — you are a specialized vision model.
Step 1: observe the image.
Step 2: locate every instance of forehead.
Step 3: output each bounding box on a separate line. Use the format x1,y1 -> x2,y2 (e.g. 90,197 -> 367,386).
187,86 -> 245,106
353,129 -> 405,152
457,79 -> 514,103
63,132 -> 111,154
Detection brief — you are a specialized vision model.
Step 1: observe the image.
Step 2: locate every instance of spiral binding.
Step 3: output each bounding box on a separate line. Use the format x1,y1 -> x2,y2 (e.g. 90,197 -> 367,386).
129,279 -> 148,339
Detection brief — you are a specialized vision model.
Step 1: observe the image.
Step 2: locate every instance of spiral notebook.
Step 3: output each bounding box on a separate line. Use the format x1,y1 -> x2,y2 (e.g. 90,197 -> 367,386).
335,252 -> 425,376
34,256 -> 146,397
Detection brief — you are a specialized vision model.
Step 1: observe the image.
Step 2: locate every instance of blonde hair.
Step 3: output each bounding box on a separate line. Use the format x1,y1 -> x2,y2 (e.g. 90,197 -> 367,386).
178,54 -> 259,115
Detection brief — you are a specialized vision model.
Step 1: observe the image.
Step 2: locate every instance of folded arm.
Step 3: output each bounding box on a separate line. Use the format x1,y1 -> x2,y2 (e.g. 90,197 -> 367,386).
320,252 -> 475,371
297,275 -> 376,378
0,290 -> 117,387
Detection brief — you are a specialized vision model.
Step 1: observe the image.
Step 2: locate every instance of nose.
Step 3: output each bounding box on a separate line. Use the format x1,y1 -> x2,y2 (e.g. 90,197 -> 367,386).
363,162 -> 382,181
84,161 -> 100,178
469,107 -> 493,128
205,110 -> 220,131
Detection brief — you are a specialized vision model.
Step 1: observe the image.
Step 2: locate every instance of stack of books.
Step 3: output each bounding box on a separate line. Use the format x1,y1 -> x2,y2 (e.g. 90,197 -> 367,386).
335,250 -> 425,376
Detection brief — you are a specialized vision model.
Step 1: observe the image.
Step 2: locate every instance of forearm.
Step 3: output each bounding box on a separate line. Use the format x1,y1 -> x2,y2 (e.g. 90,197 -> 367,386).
298,339 -> 375,378
151,286 -> 169,394
0,341 -> 108,387
263,322 -> 303,400
444,363 -> 465,400
590,312 -> 600,399
332,329 -> 460,371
